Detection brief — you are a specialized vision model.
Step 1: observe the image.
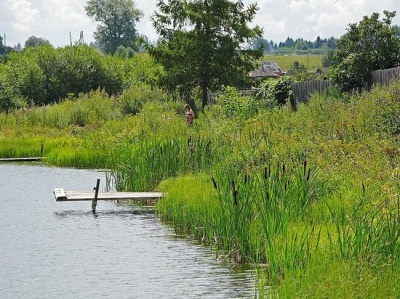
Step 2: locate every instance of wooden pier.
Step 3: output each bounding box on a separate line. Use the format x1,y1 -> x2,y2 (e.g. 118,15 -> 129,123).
0,157 -> 43,162
0,144 -> 45,162
54,179 -> 164,213
54,188 -> 164,202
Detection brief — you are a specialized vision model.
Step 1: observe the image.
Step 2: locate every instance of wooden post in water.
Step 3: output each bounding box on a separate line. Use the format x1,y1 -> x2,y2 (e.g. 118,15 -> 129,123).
92,179 -> 100,213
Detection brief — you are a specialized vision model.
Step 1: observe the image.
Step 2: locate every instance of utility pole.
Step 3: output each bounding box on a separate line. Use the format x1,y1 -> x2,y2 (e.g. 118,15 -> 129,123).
4,33 -> 6,47
69,31 -> 72,46
79,31 -> 84,45
307,51 -> 309,69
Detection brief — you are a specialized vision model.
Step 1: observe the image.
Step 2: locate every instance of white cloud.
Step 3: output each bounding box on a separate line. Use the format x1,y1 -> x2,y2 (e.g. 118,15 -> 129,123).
6,0 -> 41,32
39,0 -> 97,45
135,1 -> 158,42
43,0 -> 85,24
0,0 -> 399,47
248,0 -> 399,42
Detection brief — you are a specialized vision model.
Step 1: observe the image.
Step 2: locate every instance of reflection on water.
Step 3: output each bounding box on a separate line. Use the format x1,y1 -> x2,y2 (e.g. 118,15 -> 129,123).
0,164 -> 255,298
53,207 -> 155,218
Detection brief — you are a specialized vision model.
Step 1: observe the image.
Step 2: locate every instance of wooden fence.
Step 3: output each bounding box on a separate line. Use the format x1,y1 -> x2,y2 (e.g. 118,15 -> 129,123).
290,79 -> 332,104
207,66 -> 400,105
291,66 -> 400,104
370,66 -> 400,87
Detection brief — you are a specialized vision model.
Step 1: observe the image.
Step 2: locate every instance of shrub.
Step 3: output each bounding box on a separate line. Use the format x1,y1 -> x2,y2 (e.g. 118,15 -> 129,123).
118,84 -> 169,115
216,86 -> 258,120
0,45 -> 124,107
256,77 -> 292,107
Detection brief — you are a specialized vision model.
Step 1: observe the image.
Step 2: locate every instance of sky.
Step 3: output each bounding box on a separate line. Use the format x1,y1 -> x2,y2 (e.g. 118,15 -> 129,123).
1,0 -> 399,48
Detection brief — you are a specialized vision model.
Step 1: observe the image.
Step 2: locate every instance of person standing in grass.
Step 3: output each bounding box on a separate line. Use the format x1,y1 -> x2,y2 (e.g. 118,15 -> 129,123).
184,104 -> 195,126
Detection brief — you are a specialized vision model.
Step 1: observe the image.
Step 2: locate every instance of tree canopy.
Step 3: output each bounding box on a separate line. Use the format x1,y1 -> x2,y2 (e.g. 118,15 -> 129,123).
25,36 -> 52,48
148,0 -> 264,108
0,36 -> 5,56
332,11 -> 400,91
85,0 -> 143,54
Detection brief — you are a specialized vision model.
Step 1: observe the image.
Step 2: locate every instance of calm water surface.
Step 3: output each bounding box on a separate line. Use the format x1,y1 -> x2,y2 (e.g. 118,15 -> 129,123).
0,164 -> 255,298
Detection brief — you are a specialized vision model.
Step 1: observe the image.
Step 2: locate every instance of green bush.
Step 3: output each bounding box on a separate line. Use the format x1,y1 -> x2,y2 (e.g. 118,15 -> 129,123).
118,84 -> 169,115
216,86 -> 258,120
256,77 -> 292,107
25,89 -> 121,128
0,45 -> 124,107
332,11 -> 400,92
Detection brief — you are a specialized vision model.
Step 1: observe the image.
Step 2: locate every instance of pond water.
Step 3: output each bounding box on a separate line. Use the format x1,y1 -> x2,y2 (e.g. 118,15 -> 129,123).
0,164 -> 255,298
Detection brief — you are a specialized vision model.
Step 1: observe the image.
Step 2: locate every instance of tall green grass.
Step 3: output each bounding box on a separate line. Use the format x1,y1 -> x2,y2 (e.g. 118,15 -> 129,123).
109,135 -> 217,191
154,81 -> 400,296
157,161 -> 321,278
325,183 -> 400,266
0,138 -> 45,158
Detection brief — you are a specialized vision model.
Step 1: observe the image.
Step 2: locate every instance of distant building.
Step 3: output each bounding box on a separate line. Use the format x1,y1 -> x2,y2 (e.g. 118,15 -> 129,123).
249,61 -> 284,78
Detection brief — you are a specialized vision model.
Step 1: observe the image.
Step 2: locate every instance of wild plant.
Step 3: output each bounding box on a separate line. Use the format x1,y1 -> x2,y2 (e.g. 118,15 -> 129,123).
327,183 -> 400,267
203,161 -> 320,273
110,134 -> 217,191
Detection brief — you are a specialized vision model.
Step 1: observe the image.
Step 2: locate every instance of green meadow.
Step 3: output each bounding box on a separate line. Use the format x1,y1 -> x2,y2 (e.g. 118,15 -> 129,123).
1,57 -> 400,297
264,54 -> 324,72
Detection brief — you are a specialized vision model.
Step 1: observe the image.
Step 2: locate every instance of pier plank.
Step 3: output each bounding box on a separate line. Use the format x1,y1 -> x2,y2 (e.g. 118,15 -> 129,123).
54,188 -> 163,202
53,188 -> 67,200
0,157 -> 43,162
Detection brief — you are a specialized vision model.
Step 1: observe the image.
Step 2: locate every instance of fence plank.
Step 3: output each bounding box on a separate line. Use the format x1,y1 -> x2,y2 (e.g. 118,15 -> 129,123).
291,79 -> 332,103
207,66 -> 400,106
370,66 -> 400,87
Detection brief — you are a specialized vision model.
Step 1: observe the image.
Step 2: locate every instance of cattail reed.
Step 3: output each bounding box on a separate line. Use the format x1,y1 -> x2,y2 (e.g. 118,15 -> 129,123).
244,174 -> 250,184
211,177 -> 218,190
232,180 -> 238,205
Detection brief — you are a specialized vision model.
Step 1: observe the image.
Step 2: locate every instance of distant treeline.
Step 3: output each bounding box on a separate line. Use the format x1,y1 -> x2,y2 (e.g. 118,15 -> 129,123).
2,24 -> 400,56
254,36 -> 337,53
252,24 -> 400,54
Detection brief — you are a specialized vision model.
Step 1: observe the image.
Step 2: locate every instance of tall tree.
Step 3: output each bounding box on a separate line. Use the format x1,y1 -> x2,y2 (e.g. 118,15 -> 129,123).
314,36 -> 321,48
85,0 -> 143,54
148,0 -> 263,108
25,36 -> 52,48
332,11 -> 400,91
252,38 -> 268,52
0,36 -> 4,55
284,37 -> 295,48
326,37 -> 336,49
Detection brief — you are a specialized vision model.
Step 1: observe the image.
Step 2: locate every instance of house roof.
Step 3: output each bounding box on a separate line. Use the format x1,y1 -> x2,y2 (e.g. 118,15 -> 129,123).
249,61 -> 283,78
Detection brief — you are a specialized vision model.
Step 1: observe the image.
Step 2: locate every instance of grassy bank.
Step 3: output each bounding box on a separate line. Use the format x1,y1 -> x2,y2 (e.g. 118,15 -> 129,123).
0,79 -> 399,297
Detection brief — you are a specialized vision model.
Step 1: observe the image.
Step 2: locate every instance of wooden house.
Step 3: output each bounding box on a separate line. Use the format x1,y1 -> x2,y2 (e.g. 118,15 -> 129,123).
249,61 -> 284,79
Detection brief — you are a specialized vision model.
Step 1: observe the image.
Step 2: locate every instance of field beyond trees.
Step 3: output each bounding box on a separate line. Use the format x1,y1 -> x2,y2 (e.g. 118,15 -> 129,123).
264,54 -> 323,72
